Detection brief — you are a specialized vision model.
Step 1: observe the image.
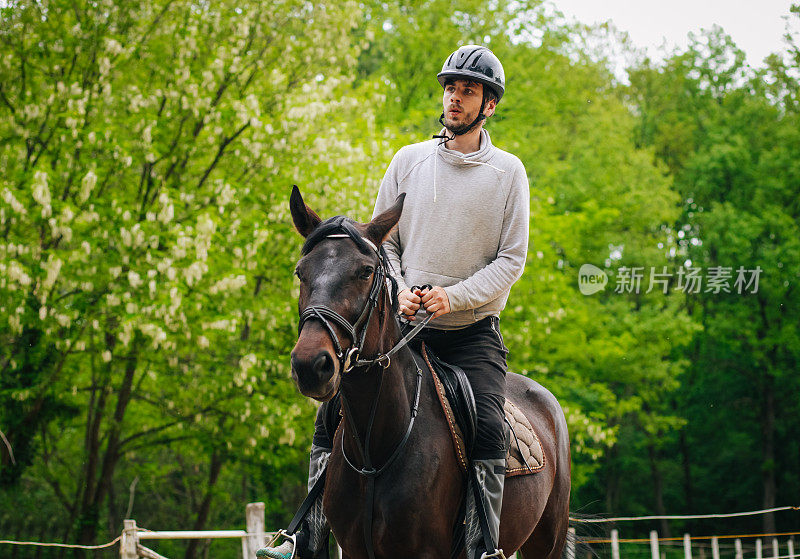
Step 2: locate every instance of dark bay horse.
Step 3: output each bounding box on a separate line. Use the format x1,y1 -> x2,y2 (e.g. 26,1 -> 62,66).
288,186 -> 571,559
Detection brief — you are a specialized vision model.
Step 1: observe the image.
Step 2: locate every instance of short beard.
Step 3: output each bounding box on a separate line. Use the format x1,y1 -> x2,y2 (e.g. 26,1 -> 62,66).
443,113 -> 477,136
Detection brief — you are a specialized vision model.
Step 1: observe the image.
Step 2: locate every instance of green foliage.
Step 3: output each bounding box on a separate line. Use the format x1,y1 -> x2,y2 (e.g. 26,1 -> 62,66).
1,0 -> 799,555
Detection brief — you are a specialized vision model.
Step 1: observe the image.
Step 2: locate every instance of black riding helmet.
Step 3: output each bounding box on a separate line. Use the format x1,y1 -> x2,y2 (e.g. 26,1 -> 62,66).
437,45 -> 505,103
434,45 -> 505,139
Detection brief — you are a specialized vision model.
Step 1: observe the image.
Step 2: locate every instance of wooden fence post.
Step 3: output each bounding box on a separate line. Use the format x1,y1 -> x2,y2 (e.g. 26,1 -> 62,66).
650,530 -> 660,559
711,536 -> 720,559
788,538 -> 795,559
566,527 -> 576,559
757,539 -> 763,559
773,538 -> 780,559
684,533 -> 692,559
245,502 -> 266,559
121,519 -> 139,559
736,539 -> 743,559
611,529 -> 620,559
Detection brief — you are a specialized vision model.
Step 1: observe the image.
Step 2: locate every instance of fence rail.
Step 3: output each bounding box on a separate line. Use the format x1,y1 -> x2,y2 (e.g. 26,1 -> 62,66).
1,502 -> 796,558
586,529 -> 798,559
120,503 -> 272,559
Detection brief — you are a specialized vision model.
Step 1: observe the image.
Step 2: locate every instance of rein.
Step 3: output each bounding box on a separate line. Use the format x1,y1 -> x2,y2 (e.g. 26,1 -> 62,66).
297,228 -> 429,559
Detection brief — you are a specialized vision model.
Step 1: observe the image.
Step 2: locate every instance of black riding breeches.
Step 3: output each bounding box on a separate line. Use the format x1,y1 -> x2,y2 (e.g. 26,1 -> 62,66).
311,316 -> 509,461
412,316 -> 508,460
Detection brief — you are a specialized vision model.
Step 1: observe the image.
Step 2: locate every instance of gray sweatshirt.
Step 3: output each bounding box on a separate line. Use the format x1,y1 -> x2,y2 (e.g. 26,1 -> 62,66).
372,128 -> 530,329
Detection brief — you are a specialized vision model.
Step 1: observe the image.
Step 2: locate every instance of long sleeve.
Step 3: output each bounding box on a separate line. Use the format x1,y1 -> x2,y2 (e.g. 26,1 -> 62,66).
443,161 -> 530,311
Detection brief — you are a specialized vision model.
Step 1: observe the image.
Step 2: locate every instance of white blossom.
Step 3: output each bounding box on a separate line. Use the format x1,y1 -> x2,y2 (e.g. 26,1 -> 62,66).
128,270 -> 142,288
210,274 -> 246,295
184,261 -> 207,286
32,171 -> 52,218
79,170 -> 97,203
2,188 -> 27,214
8,311 -> 22,334
139,323 -> 167,348
41,255 -> 62,291
7,261 -> 32,286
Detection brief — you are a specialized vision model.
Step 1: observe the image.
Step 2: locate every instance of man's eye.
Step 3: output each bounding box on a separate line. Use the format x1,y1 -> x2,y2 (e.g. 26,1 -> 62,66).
464,89 -> 473,94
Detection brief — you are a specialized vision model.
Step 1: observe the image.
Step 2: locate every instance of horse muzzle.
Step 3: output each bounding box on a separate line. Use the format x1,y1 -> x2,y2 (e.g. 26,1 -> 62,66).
290,349 -> 340,401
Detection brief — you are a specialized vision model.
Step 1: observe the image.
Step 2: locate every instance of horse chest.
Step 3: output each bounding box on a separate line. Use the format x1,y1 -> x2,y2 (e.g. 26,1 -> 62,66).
325,425 -> 461,557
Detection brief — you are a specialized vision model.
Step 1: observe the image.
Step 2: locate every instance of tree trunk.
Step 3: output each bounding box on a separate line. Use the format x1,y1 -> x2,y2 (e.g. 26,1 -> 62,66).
648,443 -> 671,538
761,374 -> 776,533
605,437 -> 619,513
679,430 -> 694,512
73,340 -> 140,556
184,448 -> 225,559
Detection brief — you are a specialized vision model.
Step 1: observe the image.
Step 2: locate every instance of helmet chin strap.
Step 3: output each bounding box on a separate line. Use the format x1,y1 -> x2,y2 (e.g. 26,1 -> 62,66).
433,94 -> 488,144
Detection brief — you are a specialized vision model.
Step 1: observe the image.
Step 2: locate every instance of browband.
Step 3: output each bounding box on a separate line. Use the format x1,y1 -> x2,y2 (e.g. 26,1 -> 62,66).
326,233 -> 378,254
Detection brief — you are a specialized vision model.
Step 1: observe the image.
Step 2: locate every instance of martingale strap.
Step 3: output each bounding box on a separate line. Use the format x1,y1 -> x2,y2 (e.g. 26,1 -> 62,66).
339,355 -> 424,559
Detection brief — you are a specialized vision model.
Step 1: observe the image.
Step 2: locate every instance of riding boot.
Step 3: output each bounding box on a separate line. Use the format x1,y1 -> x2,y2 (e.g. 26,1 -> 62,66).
257,445 -> 331,559
465,458 -> 506,559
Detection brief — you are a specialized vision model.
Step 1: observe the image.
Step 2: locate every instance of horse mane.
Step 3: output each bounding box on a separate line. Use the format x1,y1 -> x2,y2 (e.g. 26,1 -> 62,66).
301,215 -> 399,314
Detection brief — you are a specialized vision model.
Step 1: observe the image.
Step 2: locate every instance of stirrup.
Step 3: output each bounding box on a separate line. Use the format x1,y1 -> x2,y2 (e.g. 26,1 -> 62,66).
480,549 -> 506,559
257,529 -> 297,559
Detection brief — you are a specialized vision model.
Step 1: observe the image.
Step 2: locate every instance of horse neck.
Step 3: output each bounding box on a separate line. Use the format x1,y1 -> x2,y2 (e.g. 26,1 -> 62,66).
338,291 -> 417,466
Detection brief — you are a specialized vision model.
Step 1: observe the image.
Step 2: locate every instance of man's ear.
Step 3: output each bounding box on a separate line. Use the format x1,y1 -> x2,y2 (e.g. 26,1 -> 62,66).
483,97 -> 497,118
365,194 -> 405,246
289,185 -> 322,238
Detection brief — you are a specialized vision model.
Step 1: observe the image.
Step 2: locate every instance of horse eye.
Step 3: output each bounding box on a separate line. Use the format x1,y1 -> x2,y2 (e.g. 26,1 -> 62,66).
294,269 -> 304,282
360,266 -> 374,280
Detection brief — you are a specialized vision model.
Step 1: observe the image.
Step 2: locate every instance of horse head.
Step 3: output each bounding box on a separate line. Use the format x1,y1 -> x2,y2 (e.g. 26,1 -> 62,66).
288,185 -> 405,401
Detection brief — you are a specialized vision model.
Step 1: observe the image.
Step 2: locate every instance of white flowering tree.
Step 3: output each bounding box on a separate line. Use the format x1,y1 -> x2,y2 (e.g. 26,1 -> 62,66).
0,0 -> 393,552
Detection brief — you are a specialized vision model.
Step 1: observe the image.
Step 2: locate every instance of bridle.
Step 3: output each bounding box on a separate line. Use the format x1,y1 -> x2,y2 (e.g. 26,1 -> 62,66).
297,232 -> 432,373
297,233 -> 388,373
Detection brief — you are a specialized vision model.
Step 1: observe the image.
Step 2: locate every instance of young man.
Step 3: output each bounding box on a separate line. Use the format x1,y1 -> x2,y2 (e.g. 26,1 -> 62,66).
261,45 -> 529,559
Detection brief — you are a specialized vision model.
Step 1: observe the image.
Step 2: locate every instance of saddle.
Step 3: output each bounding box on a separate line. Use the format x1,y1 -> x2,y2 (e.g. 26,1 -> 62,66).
420,342 -> 545,477
321,343 -> 545,477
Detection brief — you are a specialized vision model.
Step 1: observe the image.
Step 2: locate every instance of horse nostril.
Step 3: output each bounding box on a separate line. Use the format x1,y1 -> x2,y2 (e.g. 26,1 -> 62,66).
313,352 -> 333,376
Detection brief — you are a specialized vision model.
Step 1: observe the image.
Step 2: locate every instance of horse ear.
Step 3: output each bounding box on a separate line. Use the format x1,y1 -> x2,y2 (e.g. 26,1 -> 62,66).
365,193 -> 405,246
290,185 -> 322,238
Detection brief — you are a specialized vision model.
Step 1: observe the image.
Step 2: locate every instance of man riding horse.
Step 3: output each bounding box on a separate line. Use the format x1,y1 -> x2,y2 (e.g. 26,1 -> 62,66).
261,45 -> 530,559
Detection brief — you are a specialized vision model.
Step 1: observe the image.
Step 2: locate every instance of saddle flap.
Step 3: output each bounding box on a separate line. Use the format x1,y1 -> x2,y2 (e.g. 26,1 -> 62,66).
421,342 -> 478,458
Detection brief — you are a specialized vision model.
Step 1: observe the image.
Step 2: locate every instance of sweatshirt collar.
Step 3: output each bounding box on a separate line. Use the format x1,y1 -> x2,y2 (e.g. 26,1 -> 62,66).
435,128 -> 495,165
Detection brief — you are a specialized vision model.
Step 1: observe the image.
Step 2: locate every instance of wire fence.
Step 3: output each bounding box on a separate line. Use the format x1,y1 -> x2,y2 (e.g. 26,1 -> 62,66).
0,503 -> 797,558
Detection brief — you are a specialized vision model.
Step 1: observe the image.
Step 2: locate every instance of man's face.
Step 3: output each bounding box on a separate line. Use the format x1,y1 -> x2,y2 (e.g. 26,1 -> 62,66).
442,79 -> 496,134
